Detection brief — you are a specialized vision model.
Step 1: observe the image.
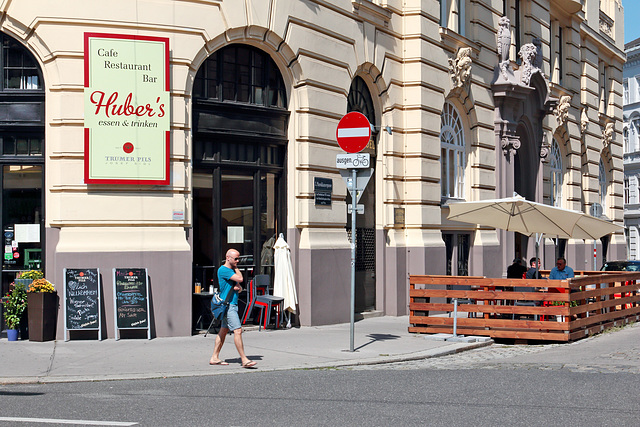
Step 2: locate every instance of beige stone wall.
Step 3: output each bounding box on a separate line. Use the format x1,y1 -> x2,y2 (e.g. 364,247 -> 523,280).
0,0 -> 626,330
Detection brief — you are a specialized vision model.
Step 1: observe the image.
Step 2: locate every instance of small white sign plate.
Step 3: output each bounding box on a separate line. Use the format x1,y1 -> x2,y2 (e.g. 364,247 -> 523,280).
347,204 -> 365,215
336,153 -> 370,169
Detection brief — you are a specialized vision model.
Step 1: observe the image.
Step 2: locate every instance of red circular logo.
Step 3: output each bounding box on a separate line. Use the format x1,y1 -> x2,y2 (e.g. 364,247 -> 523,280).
79,272 -> 84,277
123,142 -> 134,153
129,272 -> 134,276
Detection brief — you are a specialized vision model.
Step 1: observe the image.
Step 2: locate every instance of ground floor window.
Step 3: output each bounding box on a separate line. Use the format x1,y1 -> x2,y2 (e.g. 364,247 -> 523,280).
443,232 -> 470,276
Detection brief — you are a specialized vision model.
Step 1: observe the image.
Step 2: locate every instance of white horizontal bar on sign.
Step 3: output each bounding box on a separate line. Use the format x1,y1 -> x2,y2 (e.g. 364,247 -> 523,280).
0,417 -> 138,426
337,127 -> 369,138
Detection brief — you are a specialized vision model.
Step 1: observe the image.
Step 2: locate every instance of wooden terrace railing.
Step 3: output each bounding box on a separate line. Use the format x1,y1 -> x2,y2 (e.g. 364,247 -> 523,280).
409,272 -> 640,342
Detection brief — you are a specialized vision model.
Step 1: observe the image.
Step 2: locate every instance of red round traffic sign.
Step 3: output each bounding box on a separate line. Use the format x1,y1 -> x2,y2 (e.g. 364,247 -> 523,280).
336,112 -> 371,153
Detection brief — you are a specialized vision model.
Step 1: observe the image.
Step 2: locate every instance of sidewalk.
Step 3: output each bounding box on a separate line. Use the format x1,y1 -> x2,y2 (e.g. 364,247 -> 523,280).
0,316 -> 492,384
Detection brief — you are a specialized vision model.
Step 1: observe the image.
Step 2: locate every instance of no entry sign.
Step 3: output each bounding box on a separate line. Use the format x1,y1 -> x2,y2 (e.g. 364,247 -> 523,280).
336,112 -> 371,153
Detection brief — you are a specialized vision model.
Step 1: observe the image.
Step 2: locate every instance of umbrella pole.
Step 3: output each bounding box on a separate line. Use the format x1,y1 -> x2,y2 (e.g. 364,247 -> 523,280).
535,233 -> 541,279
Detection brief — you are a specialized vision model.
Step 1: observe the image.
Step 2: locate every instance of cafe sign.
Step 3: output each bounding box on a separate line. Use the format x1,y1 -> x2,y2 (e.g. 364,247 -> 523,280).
84,33 -> 170,185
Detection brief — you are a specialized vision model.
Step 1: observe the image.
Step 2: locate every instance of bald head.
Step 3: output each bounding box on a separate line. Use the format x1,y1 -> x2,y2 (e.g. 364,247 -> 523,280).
225,249 -> 240,268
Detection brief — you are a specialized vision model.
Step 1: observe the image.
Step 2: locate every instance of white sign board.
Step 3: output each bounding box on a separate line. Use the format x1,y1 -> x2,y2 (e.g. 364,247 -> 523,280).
336,153 -> 370,169
15,224 -> 40,243
347,204 -> 365,215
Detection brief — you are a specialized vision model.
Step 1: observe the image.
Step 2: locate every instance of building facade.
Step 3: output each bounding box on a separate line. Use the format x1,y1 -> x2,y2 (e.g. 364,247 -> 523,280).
0,0 -> 626,338
624,37 -> 640,259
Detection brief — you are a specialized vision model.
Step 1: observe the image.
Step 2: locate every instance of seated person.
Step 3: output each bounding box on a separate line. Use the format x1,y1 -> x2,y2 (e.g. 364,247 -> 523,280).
526,257 -> 542,279
506,258 -> 527,278
549,257 -> 574,280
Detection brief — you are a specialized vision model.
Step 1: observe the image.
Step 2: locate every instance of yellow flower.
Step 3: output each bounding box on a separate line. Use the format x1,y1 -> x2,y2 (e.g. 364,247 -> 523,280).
28,278 -> 55,293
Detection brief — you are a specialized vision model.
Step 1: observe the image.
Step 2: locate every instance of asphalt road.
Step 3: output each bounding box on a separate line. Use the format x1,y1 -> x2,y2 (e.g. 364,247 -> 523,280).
1,324 -> 638,426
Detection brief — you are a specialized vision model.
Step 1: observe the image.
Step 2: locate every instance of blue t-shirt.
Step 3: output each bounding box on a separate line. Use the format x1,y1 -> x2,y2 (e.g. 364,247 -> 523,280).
549,266 -> 575,280
217,265 -> 239,305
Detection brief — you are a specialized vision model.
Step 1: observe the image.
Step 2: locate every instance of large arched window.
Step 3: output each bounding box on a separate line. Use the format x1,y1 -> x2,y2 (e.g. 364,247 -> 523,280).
440,102 -> 465,199
193,44 -> 286,108
191,45 -> 288,289
599,158 -> 607,209
1,36 -> 42,90
550,139 -> 562,207
347,76 -> 376,153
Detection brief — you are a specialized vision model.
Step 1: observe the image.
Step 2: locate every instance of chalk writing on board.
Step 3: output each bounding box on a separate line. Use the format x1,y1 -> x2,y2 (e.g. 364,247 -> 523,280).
65,269 -> 100,330
114,268 -> 148,329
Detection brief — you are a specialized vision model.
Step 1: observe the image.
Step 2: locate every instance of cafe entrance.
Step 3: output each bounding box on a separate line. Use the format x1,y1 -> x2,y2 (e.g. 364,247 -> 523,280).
191,44 -> 288,293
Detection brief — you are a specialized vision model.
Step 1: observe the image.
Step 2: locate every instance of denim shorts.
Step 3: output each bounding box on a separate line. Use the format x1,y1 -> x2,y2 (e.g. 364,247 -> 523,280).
221,303 -> 241,331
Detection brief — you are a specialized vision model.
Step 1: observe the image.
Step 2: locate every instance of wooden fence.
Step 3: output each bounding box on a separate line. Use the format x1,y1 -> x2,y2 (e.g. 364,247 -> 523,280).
409,272 -> 640,341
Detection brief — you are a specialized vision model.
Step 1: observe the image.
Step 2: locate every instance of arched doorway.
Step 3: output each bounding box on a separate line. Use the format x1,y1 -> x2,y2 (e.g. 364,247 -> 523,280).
0,34 -> 45,307
191,44 -> 289,293
346,76 -> 377,312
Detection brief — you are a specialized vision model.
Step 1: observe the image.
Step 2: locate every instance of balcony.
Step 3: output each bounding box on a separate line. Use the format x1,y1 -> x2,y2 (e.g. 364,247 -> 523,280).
552,0 -> 582,14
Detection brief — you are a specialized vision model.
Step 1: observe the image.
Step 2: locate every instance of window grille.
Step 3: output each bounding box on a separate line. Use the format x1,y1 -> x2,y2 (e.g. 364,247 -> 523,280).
550,140 -> 562,207
440,102 -> 465,199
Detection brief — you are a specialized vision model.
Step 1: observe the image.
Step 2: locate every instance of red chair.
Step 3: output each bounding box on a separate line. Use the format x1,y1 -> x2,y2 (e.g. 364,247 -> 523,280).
242,275 -> 284,330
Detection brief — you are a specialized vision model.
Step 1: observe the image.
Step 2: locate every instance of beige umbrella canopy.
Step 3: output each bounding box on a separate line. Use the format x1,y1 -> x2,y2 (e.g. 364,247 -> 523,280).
447,195 -> 623,240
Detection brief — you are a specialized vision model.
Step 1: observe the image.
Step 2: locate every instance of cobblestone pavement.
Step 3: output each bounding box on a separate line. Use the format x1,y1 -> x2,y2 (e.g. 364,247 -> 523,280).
343,324 -> 640,374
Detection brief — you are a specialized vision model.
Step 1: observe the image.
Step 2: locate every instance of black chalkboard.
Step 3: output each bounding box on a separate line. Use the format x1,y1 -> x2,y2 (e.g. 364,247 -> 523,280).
64,268 -> 100,336
113,268 -> 150,336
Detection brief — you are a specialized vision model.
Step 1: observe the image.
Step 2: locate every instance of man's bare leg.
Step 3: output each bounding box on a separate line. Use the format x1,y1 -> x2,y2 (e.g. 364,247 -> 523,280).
233,329 -> 256,367
209,327 -> 229,364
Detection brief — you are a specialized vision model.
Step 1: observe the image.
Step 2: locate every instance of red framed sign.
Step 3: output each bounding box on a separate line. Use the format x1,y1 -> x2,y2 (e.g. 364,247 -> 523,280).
84,33 -> 170,185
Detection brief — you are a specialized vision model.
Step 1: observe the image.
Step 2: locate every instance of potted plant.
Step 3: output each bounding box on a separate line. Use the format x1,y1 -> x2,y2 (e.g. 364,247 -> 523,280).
16,270 -> 44,287
3,283 -> 27,341
27,277 -> 58,341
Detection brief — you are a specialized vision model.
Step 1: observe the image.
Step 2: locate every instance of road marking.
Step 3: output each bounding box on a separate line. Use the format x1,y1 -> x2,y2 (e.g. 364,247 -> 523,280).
0,417 -> 137,426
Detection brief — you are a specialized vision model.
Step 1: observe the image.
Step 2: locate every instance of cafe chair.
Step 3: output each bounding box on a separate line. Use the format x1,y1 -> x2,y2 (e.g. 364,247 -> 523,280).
243,274 -> 284,330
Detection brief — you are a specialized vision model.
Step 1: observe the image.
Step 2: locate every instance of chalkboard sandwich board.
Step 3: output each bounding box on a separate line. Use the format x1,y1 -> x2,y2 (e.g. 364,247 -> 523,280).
113,268 -> 151,340
64,268 -> 101,341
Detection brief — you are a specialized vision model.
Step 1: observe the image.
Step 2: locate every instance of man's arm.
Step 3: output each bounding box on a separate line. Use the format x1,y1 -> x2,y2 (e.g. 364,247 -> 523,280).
230,268 -> 243,290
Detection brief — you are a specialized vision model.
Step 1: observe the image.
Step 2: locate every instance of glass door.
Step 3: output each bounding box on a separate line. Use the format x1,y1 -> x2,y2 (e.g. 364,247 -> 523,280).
193,168 -> 282,293
221,172 -> 255,279
1,164 -> 43,302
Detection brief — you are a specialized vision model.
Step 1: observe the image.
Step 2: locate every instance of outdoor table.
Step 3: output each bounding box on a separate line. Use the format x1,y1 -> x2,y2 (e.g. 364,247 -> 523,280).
192,292 -> 215,332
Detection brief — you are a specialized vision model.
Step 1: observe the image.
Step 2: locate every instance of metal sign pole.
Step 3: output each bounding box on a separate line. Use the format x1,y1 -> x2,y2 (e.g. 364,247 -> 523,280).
350,167 -> 357,352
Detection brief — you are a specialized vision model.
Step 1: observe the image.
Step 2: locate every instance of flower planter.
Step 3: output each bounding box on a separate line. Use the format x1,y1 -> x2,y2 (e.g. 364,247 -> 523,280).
27,292 -> 58,342
7,329 -> 18,341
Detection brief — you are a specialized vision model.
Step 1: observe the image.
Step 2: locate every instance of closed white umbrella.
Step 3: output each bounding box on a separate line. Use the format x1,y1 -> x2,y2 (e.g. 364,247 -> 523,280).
273,234 -> 298,327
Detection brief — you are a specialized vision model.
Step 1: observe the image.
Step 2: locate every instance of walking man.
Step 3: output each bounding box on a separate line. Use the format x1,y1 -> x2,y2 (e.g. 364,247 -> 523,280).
209,248 -> 257,368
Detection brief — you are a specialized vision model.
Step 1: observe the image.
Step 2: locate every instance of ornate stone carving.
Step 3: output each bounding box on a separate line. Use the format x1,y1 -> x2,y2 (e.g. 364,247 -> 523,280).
501,136 -> 520,157
448,47 -> 473,89
518,43 -> 538,86
555,95 -> 571,127
581,107 -> 589,135
497,16 -> 511,81
603,122 -> 614,148
540,133 -> 550,162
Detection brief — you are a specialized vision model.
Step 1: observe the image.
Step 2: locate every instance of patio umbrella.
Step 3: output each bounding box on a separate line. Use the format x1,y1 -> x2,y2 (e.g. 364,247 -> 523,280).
447,195 -> 623,274
447,195 -> 622,240
273,233 -> 298,327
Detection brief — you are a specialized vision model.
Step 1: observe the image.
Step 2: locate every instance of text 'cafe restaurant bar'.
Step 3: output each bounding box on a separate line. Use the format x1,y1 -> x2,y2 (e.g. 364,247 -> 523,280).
0,2 -> 420,339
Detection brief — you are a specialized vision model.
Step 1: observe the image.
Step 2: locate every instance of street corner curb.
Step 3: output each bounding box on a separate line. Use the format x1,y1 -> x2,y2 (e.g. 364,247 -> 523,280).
304,338 -> 495,370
